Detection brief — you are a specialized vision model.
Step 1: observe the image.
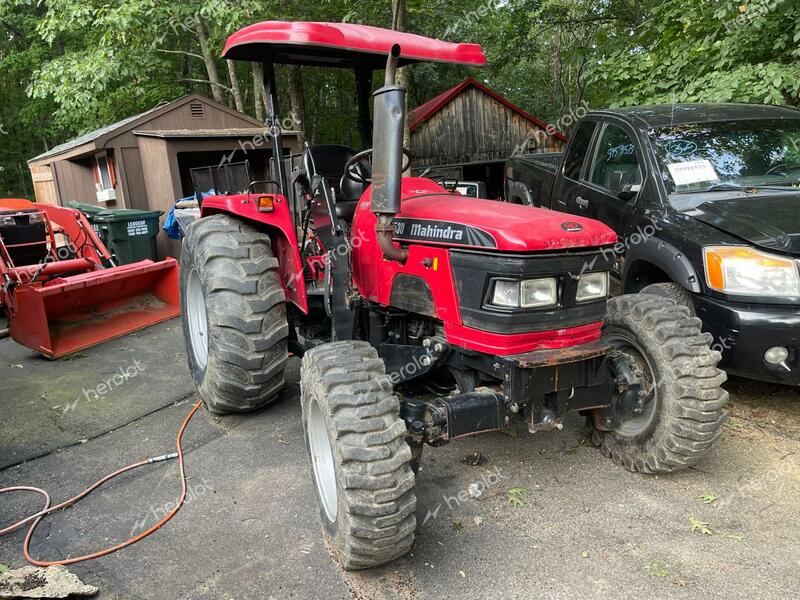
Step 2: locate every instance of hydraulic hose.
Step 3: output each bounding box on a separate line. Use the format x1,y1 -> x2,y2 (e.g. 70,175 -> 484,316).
0,400 -> 203,566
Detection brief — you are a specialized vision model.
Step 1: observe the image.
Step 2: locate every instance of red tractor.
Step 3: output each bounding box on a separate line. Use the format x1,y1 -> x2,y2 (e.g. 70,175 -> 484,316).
180,22 -> 727,569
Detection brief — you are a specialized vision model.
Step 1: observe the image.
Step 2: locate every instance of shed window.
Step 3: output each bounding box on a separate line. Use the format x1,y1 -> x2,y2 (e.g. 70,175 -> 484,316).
93,152 -> 116,191
189,102 -> 206,119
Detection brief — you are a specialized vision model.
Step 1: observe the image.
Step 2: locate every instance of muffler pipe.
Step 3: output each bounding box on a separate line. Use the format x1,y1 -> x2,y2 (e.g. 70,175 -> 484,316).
371,44 -> 408,263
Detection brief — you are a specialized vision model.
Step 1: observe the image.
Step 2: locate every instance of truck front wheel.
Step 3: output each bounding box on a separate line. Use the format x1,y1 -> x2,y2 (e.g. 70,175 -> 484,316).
180,214 -> 289,413
591,294 -> 728,473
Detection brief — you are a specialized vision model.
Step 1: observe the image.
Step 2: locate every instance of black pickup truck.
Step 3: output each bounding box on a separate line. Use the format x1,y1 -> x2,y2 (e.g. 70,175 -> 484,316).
505,103 -> 800,386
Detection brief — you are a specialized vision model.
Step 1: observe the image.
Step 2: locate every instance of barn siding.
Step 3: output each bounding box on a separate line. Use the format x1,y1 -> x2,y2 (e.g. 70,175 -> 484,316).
411,87 -> 565,168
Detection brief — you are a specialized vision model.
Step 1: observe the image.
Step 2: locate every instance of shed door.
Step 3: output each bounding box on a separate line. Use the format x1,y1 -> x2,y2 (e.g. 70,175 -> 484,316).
29,165 -> 58,205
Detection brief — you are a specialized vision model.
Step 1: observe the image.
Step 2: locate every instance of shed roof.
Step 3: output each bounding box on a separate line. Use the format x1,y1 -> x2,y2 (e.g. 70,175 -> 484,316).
29,94 -> 265,164
408,77 -> 567,142
133,128 -> 301,139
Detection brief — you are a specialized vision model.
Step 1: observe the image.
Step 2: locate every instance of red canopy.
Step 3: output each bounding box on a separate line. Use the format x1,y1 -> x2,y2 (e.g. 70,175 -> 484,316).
223,21 -> 486,69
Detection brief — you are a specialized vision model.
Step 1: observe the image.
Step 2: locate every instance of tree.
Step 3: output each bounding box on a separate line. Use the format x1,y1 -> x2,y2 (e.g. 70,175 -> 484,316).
594,0 -> 800,106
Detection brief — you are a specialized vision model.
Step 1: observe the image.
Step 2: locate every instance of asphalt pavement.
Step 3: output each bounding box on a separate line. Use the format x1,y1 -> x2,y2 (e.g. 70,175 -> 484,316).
1,321 -> 798,599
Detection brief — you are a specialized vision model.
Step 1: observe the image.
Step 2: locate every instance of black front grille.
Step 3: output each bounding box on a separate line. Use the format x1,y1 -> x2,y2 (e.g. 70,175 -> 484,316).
449,248 -> 614,334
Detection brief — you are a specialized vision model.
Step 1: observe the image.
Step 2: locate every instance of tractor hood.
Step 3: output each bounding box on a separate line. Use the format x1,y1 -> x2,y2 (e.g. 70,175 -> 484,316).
389,179 -> 617,252
684,191 -> 800,256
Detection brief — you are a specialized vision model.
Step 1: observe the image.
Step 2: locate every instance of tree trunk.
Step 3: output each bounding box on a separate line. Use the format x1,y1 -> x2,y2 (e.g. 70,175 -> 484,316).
288,66 -> 306,146
227,60 -> 245,113
194,17 -> 225,103
392,0 -> 412,153
251,62 -> 267,121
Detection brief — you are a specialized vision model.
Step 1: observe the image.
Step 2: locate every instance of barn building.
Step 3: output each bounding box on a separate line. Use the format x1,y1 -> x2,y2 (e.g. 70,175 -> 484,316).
409,78 -> 567,198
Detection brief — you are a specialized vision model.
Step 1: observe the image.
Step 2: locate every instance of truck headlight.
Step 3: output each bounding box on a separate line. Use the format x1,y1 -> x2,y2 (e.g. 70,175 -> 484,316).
576,272 -> 608,302
704,246 -> 800,297
491,278 -> 557,309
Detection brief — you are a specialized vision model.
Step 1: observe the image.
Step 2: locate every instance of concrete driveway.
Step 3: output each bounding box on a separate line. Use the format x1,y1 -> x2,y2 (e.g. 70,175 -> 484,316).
1,321 -> 798,599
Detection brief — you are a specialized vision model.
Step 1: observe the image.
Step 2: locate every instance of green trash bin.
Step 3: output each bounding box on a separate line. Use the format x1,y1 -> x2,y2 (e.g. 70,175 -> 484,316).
66,201 -> 106,240
92,208 -> 163,265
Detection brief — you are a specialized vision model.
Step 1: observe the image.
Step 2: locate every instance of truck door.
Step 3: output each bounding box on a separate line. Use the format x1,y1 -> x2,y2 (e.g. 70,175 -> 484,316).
571,120 -> 644,235
551,119 -> 598,212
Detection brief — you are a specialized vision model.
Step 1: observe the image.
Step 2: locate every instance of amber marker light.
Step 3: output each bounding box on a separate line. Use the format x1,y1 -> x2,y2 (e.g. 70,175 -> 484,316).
256,195 -> 275,212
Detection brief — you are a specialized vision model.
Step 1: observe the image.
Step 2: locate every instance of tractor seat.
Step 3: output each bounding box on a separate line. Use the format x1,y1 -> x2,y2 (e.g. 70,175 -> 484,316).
301,144 -> 367,221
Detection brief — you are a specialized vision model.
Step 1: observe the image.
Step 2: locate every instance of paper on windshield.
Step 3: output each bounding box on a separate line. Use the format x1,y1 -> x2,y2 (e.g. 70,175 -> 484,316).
667,160 -> 720,186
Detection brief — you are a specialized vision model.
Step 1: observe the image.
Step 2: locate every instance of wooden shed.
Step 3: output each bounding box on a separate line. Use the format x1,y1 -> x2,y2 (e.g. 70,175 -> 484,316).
409,78 -> 567,198
27,93 -> 301,257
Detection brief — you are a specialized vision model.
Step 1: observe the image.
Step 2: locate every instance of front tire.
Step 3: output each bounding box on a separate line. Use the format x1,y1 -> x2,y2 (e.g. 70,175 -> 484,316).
300,341 -> 417,570
180,214 -> 289,413
640,282 -> 696,317
591,294 -> 728,473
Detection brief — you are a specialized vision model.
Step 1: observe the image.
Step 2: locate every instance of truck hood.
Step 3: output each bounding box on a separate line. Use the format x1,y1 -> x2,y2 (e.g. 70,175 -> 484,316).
388,179 -> 617,252
685,192 -> 800,255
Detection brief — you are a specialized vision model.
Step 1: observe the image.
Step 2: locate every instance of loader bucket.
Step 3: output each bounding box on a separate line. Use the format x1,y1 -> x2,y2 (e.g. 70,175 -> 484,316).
8,258 -> 180,359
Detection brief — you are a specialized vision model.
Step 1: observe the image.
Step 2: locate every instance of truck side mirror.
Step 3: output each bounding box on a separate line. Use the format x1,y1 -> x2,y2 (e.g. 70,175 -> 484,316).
609,170 -> 632,195
618,184 -> 641,202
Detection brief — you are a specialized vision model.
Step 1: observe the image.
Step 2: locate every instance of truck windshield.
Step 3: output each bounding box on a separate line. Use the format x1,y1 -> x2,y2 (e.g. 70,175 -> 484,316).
651,119 -> 800,193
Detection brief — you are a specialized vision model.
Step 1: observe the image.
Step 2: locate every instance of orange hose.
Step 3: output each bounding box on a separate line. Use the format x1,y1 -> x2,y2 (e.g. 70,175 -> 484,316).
0,400 -> 203,566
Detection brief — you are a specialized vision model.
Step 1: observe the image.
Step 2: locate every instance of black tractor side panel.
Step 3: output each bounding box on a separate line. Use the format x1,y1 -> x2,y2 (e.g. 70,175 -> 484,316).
389,274 -> 437,317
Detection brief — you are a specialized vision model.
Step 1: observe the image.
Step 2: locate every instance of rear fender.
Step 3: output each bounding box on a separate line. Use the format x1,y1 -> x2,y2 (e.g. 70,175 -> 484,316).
201,194 -> 308,314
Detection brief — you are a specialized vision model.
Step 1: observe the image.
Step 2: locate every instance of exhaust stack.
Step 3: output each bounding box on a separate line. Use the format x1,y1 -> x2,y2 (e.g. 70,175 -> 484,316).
371,44 -> 408,263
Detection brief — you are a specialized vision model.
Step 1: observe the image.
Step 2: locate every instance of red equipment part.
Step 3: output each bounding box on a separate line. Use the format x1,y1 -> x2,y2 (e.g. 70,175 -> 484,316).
0,199 -> 180,358
201,192 -> 307,313
222,21 -> 487,67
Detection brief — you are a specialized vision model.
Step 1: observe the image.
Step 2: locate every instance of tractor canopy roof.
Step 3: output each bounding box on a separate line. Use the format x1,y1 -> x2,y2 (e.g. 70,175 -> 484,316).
222,21 -> 487,69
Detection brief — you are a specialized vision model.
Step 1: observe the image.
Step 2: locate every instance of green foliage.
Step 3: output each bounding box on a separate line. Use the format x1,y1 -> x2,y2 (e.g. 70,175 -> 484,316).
646,560 -> 669,577
698,493 -> 718,504
506,487 -> 528,507
593,0 -> 800,106
0,0 -> 797,198
689,516 -> 713,535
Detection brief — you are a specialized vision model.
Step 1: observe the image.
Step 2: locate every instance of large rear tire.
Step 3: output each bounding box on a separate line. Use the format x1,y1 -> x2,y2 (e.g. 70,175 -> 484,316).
591,294 -> 728,473
180,214 -> 289,414
300,341 -> 417,570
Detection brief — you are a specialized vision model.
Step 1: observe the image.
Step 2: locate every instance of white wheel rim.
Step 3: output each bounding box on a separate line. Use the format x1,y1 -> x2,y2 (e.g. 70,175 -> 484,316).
308,397 -> 338,522
186,268 -> 209,370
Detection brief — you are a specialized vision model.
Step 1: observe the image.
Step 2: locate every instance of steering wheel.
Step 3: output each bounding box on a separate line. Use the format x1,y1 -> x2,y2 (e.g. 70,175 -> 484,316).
344,148 -> 414,185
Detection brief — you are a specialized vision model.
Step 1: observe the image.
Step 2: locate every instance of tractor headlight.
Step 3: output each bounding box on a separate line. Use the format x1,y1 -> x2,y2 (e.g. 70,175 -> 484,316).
491,277 -> 557,309
576,272 -> 609,302
28,212 -> 45,224
704,246 -> 800,297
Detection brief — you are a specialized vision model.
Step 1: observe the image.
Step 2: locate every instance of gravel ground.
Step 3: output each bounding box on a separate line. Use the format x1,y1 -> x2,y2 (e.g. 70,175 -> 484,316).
1,320 -> 798,599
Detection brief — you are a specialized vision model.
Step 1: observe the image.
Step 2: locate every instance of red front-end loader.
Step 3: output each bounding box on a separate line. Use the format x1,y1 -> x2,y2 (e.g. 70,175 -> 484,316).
180,22 -> 727,569
0,199 -> 179,358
